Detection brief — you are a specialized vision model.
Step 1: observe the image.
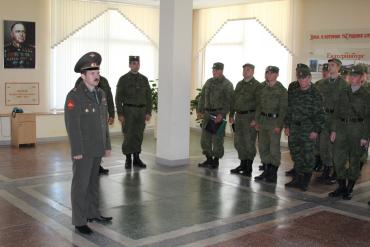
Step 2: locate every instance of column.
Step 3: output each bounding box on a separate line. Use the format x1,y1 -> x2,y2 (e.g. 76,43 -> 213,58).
156,0 -> 193,166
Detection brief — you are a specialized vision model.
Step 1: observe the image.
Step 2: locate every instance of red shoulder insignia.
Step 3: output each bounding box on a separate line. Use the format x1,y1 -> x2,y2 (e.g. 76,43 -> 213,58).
67,99 -> 75,109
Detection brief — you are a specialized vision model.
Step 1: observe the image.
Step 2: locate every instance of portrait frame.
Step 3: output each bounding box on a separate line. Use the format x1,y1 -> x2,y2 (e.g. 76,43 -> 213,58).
3,20 -> 36,69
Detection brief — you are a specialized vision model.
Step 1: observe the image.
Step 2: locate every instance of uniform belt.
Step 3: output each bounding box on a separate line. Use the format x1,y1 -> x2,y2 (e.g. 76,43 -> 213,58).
205,108 -> 222,112
340,117 -> 363,123
261,112 -> 279,118
325,108 -> 334,113
237,110 -> 255,114
124,104 -> 145,108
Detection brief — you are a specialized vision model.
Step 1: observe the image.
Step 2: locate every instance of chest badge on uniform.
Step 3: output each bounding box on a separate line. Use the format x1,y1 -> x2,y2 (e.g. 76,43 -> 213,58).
67,99 -> 75,109
85,108 -> 89,113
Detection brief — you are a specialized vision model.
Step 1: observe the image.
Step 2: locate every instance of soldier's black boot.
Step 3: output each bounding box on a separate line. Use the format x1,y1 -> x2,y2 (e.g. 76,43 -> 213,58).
285,174 -> 299,188
211,157 -> 219,169
313,155 -> 323,172
254,163 -> 269,181
198,156 -> 212,168
125,154 -> 132,169
99,165 -> 109,175
230,160 -> 246,174
343,179 -> 356,200
133,153 -> 147,168
241,159 -> 253,177
298,172 -> 312,191
317,166 -> 330,182
285,167 -> 295,177
265,165 -> 278,183
328,179 -> 346,197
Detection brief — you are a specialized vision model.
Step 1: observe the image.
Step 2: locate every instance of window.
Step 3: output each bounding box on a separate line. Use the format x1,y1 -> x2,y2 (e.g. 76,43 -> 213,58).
51,9 -> 158,110
203,19 -> 292,88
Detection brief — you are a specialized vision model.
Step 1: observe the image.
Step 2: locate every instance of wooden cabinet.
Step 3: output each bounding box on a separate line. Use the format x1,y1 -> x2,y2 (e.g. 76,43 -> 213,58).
11,113 -> 36,147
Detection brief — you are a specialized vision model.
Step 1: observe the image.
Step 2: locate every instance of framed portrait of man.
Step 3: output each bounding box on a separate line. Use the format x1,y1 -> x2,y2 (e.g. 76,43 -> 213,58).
3,20 -> 35,69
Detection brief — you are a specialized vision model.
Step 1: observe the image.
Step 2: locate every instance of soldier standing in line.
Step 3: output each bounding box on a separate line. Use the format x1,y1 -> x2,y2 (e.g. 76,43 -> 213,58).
229,63 -> 262,176
254,66 -> 287,183
328,64 -> 370,200
315,58 -> 347,185
197,62 -> 234,169
75,76 -> 115,175
284,67 -> 325,191
285,63 -> 311,178
115,56 -> 152,169
64,52 -> 112,234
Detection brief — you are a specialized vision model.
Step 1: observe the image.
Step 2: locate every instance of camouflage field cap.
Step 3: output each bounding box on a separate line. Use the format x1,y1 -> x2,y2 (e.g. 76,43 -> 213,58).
322,63 -> 329,71
328,58 -> 342,66
266,66 -> 279,73
296,63 -> 309,70
74,52 -> 101,73
212,62 -> 224,70
297,67 -> 311,79
129,56 -> 140,63
350,64 -> 364,76
242,63 -> 255,69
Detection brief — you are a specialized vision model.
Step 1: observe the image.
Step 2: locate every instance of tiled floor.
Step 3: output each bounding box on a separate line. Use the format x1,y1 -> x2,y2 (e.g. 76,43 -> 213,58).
0,131 -> 370,246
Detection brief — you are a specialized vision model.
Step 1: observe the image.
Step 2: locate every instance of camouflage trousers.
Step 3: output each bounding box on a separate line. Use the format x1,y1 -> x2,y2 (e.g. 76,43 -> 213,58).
201,113 -> 225,158
234,114 -> 257,160
121,106 -> 146,154
289,125 -> 315,174
319,128 -> 334,167
333,122 -> 364,180
258,127 -> 282,167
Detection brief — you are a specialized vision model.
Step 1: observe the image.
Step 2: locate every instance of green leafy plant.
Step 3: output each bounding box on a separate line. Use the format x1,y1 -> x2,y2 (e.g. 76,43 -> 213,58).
190,88 -> 202,114
150,79 -> 158,113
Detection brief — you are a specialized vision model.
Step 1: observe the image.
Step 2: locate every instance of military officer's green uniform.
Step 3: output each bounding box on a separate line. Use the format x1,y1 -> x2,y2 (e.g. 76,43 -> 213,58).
285,68 -> 325,191
115,56 -> 152,169
315,58 -> 347,184
230,63 -> 262,176
64,52 -> 112,234
197,62 -> 234,168
255,66 -> 288,183
329,65 -> 370,200
75,76 -> 115,175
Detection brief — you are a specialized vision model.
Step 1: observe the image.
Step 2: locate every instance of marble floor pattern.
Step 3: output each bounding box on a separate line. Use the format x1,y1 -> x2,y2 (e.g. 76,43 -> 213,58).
1,131 -> 370,246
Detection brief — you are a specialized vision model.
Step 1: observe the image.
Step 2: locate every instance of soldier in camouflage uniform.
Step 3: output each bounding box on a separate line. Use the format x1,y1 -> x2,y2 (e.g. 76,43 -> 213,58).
284,67 -> 325,191
229,63 -> 262,176
285,63 -> 311,177
329,64 -> 370,200
115,56 -> 152,169
255,66 -> 287,183
315,58 -> 347,184
75,76 -> 115,175
197,62 -> 234,169
64,52 -> 112,234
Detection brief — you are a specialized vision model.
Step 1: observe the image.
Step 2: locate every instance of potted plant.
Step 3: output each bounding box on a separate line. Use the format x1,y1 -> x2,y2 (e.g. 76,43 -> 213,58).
190,88 -> 203,127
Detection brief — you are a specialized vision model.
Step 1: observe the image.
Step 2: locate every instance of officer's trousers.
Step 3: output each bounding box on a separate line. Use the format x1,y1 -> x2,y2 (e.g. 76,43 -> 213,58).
71,157 -> 101,226
258,127 -> 282,167
234,114 -> 257,160
333,123 -> 363,180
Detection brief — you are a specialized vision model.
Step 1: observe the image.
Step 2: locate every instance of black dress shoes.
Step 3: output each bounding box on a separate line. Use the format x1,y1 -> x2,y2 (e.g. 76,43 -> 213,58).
75,225 -> 93,234
87,216 -> 113,223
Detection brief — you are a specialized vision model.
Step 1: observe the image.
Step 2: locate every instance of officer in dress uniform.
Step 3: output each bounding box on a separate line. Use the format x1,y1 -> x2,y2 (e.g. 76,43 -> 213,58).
74,76 -> 115,175
64,52 -> 112,234
115,56 -> 152,169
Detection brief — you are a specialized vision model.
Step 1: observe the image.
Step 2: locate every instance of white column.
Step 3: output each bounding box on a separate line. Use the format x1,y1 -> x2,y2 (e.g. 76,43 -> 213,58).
156,0 -> 193,166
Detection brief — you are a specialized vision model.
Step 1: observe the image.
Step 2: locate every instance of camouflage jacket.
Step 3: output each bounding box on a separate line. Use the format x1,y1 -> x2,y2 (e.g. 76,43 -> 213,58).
285,83 -> 325,133
115,72 -> 152,116
197,76 -> 234,116
230,77 -> 262,120
256,81 -> 287,129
